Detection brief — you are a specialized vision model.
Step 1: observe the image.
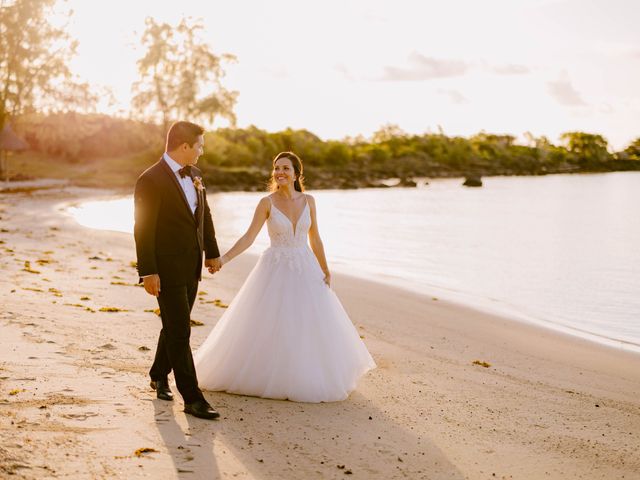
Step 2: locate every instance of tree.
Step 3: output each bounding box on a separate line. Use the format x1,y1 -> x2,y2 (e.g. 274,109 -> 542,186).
559,131 -> 611,164
622,137 -> 640,161
0,0 -> 94,133
324,141 -> 351,167
132,17 -> 238,131
371,124 -> 407,143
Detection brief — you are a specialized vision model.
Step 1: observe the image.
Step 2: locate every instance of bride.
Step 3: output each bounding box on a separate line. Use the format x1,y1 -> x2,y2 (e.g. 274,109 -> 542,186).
194,151 -> 376,402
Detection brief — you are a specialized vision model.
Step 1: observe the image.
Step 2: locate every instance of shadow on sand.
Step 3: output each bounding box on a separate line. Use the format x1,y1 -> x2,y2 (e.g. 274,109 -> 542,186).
154,390 -> 465,479
153,400 -> 219,478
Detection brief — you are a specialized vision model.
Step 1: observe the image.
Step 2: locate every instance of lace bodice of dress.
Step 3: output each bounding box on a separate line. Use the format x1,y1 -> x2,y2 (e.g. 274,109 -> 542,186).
267,197 -> 310,248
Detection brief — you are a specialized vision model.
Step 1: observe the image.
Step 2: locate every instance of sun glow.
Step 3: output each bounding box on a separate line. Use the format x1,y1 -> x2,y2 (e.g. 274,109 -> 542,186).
64,0 -> 640,149
66,198 -> 134,234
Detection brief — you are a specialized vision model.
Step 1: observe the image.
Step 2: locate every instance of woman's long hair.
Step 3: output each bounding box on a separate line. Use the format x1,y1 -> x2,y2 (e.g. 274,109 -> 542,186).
267,151 -> 305,192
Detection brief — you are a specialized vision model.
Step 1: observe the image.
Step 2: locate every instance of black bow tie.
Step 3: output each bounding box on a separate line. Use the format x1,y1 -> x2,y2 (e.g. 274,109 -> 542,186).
178,165 -> 193,178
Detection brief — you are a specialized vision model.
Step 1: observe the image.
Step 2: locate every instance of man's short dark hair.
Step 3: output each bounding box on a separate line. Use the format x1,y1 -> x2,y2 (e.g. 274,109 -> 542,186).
166,121 -> 205,151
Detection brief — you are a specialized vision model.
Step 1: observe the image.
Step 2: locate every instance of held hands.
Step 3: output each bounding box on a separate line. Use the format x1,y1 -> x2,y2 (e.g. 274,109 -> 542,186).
143,274 -> 161,297
205,257 -> 223,275
143,259 -> 221,296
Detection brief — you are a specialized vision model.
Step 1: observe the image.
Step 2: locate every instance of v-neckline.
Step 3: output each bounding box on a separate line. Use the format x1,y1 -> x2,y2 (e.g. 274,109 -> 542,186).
270,197 -> 308,236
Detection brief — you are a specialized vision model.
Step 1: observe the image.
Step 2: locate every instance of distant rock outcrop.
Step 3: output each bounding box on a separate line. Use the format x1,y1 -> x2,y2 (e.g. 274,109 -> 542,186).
398,177 -> 418,187
463,176 -> 483,187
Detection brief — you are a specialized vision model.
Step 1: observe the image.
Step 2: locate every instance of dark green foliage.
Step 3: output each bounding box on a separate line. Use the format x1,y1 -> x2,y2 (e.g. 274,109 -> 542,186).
621,137 -> 640,162
195,126 -> 636,190
12,113 -> 640,191
560,132 -> 611,166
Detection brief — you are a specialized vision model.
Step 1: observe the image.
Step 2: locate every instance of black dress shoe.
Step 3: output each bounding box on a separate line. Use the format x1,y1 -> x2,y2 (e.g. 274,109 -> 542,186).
184,400 -> 220,420
150,379 -> 174,401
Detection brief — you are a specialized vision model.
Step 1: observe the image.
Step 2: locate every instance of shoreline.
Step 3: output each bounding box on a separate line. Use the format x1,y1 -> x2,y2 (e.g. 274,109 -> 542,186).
357,269 -> 640,355
2,186 -> 640,479
62,186 -> 640,356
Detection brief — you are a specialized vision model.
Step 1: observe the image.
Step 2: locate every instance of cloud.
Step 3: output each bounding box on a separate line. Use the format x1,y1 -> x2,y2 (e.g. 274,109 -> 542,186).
599,103 -> 614,114
491,64 -> 530,75
381,52 -> 468,81
437,88 -> 469,104
363,10 -> 388,24
381,56 -> 529,81
547,77 -> 586,106
261,65 -> 289,79
334,63 -> 353,80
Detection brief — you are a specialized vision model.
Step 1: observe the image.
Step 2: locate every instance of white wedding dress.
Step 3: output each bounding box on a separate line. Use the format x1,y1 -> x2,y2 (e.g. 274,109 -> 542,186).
194,197 -> 376,402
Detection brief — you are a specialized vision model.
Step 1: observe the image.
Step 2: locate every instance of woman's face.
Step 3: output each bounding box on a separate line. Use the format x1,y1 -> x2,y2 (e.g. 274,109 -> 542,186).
273,158 -> 296,187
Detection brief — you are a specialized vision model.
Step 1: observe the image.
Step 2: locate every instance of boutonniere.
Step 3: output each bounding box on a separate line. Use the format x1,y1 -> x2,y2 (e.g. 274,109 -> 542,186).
193,176 -> 205,192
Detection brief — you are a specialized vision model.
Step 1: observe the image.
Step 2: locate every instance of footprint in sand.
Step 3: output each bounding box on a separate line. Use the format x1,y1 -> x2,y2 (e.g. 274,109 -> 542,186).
60,412 -> 99,421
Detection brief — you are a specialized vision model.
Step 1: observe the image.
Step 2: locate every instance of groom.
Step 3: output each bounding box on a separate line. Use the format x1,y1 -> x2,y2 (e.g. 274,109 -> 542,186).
134,121 -> 221,420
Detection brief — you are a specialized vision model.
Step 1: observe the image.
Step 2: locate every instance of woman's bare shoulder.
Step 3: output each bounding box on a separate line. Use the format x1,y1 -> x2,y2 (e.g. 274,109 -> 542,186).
257,195 -> 273,216
258,195 -> 272,207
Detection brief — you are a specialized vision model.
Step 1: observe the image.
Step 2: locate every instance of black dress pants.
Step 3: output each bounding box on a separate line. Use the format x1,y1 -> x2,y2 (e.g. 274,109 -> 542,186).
149,277 -> 205,404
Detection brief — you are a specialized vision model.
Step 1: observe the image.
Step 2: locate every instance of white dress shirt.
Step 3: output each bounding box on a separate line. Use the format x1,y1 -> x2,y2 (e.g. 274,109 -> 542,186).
163,153 -> 197,215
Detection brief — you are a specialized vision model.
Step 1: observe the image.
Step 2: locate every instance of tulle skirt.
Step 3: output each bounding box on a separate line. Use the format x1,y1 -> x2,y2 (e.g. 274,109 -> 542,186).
194,246 -> 376,403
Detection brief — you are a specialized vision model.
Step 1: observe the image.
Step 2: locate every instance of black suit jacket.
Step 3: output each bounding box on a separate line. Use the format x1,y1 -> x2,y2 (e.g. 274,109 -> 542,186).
134,158 -> 220,285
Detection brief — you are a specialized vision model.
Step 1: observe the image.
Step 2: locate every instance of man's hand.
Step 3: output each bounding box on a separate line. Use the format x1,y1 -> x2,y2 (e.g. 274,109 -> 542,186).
143,274 -> 161,297
205,257 -> 222,275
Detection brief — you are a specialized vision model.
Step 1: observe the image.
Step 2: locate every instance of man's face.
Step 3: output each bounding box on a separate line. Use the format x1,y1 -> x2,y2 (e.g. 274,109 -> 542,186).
186,135 -> 205,165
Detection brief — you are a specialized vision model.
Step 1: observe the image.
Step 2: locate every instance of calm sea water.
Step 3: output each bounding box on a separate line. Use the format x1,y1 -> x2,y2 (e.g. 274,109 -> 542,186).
67,172 -> 640,352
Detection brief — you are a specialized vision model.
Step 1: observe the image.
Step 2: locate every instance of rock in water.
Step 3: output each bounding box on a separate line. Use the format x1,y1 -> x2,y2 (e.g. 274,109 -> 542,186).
398,177 -> 418,187
463,176 -> 483,187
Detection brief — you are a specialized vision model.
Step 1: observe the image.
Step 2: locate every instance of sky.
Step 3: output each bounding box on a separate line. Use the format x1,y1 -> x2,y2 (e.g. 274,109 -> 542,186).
64,0 -> 640,150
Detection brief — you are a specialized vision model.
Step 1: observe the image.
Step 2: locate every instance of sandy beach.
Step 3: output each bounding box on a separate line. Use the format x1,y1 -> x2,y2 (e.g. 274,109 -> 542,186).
1,186 -> 639,480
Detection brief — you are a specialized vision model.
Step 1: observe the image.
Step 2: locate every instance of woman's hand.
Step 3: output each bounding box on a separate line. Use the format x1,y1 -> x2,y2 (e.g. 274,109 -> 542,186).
323,271 -> 331,287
